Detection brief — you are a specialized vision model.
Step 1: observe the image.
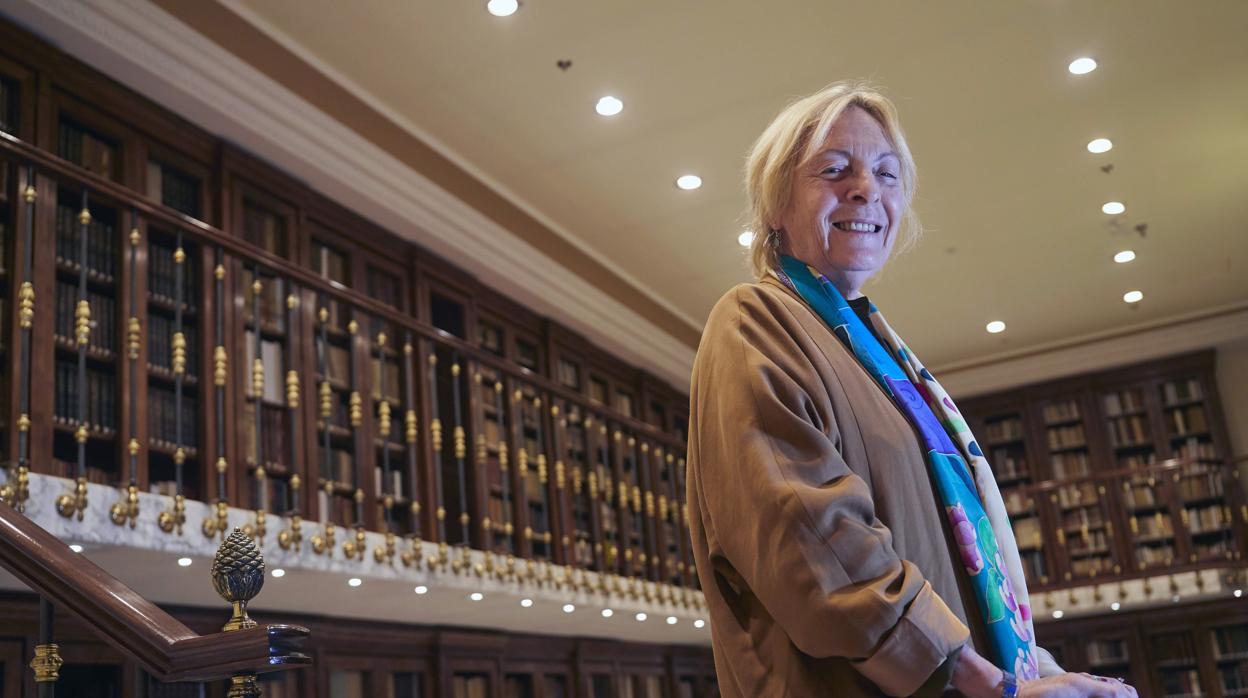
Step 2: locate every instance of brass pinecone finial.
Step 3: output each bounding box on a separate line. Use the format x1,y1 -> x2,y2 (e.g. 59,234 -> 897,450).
212,527 -> 265,632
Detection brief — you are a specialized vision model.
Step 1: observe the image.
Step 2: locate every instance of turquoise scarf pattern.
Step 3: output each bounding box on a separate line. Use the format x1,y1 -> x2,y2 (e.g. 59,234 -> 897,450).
775,255 -> 1039,679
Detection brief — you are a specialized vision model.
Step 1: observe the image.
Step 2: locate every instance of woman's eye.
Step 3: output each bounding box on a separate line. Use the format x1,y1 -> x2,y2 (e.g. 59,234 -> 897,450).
878,171 -> 898,180
821,166 -> 845,176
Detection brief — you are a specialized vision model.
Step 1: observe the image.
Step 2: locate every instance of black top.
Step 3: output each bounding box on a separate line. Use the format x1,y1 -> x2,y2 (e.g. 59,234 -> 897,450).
847,296 -> 885,347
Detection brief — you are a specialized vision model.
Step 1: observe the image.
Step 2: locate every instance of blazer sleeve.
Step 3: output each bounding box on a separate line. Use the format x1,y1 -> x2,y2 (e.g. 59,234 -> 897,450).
691,286 -> 969,697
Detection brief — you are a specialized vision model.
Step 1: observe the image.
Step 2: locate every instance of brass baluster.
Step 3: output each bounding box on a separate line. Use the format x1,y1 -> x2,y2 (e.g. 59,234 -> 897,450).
57,193 -> 92,521
1,169 -> 36,512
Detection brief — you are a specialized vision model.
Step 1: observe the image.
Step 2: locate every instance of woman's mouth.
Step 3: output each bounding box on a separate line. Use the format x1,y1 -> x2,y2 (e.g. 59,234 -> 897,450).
832,221 -> 882,233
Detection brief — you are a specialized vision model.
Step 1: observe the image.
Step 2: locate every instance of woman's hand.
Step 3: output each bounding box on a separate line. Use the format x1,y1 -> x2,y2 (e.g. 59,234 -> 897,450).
1018,673 -> 1138,698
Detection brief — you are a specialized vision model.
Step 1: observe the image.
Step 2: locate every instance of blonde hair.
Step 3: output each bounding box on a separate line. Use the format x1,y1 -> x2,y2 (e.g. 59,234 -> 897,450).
745,81 -> 921,280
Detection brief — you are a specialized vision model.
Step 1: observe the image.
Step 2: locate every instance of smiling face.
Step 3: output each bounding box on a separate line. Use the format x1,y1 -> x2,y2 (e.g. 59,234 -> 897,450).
774,106 -> 905,299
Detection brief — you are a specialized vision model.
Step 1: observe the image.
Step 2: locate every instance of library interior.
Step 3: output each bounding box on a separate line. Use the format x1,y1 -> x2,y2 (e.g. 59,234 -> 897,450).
0,2 -> 1244,697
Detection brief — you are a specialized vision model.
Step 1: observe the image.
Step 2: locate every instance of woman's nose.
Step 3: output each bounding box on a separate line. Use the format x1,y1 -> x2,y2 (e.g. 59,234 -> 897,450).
845,168 -> 881,204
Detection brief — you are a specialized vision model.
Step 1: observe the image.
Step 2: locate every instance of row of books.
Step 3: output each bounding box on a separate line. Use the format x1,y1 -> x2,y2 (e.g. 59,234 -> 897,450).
984,416 -> 1025,444
1186,504 -> 1229,534
1062,506 -> 1105,530
1158,669 -> 1202,696
321,342 -> 350,385
368,356 -> 402,402
1214,627 -> 1248,658
314,444 -> 356,486
372,464 -> 405,497
1118,453 -> 1157,471
145,160 -> 200,218
241,270 -> 288,329
1069,555 -> 1113,578
1162,377 -> 1204,406
242,203 -> 286,259
46,459 -> 116,484
1168,405 -> 1209,436
1179,471 -> 1225,502
148,313 -> 198,376
1219,665 -> 1248,694
1194,538 -> 1236,561
240,402 -> 288,465
1046,424 -> 1086,450
56,199 -> 117,277
1066,529 -> 1109,555
315,490 -> 365,527
243,333 -> 286,405
1124,482 -> 1159,509
147,386 -> 199,448
147,238 -> 197,303
55,280 -> 116,350
1135,513 -> 1175,539
1086,639 -> 1130,665
1175,439 -> 1219,462
1055,481 -> 1098,508
1050,452 -> 1091,479
53,361 -> 116,429
58,119 -> 118,182
1108,414 -> 1151,447
1101,389 -> 1145,417
1011,516 -> 1043,549
1019,549 -> 1048,584
991,451 -> 1027,480
1134,543 -> 1176,567
1042,400 -> 1081,424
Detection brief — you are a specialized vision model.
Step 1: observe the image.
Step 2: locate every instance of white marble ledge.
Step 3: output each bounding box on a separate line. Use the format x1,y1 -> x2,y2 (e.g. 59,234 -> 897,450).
1032,567 -> 1246,622
19,473 -> 708,619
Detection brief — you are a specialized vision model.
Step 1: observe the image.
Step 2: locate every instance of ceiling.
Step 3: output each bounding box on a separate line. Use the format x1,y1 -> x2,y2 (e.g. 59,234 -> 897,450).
214,0 -> 1246,368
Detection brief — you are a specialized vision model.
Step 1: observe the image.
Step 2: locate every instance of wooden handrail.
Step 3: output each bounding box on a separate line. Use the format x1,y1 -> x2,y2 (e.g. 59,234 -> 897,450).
0,131 -> 686,450
0,503 -> 309,682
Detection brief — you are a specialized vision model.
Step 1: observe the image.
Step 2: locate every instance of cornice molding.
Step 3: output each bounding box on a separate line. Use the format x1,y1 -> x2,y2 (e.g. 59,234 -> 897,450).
934,300 -> 1248,398
2,0 -> 697,389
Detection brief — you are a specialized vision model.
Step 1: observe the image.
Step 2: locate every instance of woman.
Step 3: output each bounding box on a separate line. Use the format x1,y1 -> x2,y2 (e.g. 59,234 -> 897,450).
686,82 -> 1137,697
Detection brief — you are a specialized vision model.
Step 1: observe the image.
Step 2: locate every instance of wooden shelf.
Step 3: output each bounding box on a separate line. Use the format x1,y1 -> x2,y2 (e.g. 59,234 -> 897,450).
147,293 -> 197,316
54,334 -> 115,362
147,364 -> 199,387
55,258 -> 115,286
53,420 -> 116,441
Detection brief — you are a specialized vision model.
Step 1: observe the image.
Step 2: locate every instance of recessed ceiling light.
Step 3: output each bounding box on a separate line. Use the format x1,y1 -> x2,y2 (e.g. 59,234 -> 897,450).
1110,601 -> 1120,611
470,592 -> 484,601
271,568 -> 286,578
1052,609 -> 1064,619
1102,201 -> 1125,215
738,230 -> 754,247
520,598 -> 533,608
1123,290 -> 1143,304
69,544 -> 83,553
1172,594 -> 1181,603
666,616 -> 677,625
595,96 -> 623,117
1087,138 -> 1113,154
562,603 -> 576,614
1114,250 -> 1136,264
177,557 -> 193,567
348,577 -> 362,587
635,612 -> 648,622
1235,589 -> 1243,598
414,585 -> 429,595
1068,57 -> 1097,75
693,619 -> 705,629
676,175 -> 702,191
486,0 -> 518,17
602,608 -> 614,618
986,321 -> 1006,334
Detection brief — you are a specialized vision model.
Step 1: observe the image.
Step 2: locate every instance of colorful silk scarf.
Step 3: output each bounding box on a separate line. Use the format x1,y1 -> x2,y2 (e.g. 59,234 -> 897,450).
775,255 -> 1040,679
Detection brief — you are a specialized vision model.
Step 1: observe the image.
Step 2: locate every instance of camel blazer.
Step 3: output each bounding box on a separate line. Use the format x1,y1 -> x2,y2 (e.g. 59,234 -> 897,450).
687,277 -> 988,697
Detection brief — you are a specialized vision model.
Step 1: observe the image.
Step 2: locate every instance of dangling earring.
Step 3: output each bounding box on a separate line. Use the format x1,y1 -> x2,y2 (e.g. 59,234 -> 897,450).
768,229 -> 781,247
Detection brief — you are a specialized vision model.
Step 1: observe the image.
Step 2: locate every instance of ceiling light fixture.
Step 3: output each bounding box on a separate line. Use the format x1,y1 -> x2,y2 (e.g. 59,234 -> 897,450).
1102,201 -> 1125,215
271,569 -> 286,578
738,230 -> 754,247
1110,602 -> 1120,611
666,616 -> 677,625
69,544 -> 83,553
348,577 -> 362,587
470,592 -> 484,601
602,608 -> 614,618
1087,138 -> 1113,154
1123,290 -> 1143,304
1051,610 -> 1064,619
520,598 -> 533,608
177,557 -> 193,567
595,96 -> 623,117
486,0 -> 518,17
563,604 -> 576,614
635,612 -> 648,622
1235,589 -> 1243,598
694,619 -> 706,629
676,175 -> 702,191
986,321 -> 1006,334
1068,57 -> 1097,75
1114,250 -> 1136,264
414,585 -> 429,595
